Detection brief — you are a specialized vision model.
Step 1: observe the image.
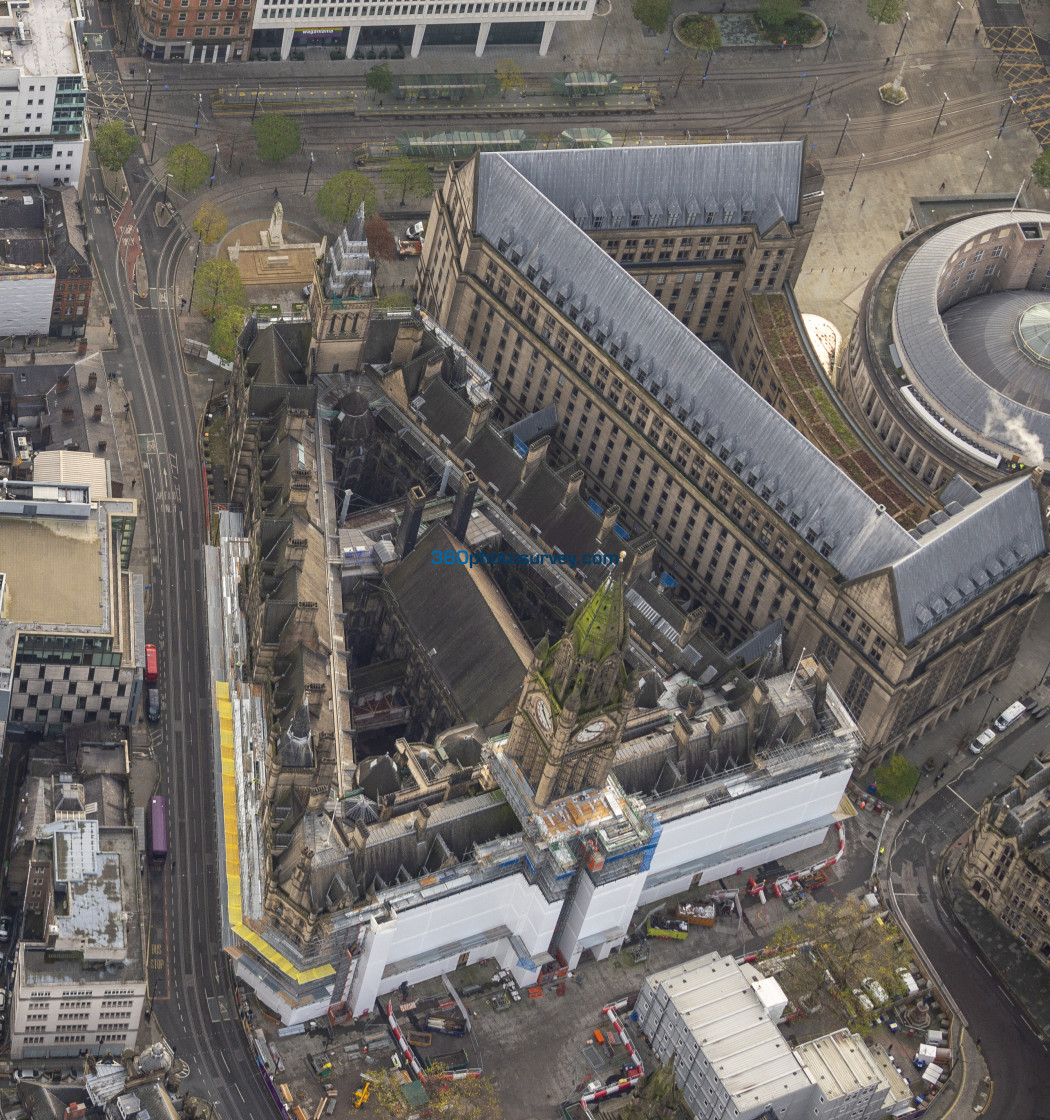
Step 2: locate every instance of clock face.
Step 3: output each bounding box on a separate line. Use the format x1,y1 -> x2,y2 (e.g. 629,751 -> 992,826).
574,719 -> 607,744
535,697 -> 552,732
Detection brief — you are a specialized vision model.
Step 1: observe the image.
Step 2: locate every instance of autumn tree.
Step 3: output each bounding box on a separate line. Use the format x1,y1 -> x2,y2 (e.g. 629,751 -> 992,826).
365,215 -> 396,261
192,201 -> 228,245
679,14 -> 722,55
209,305 -> 247,363
631,0 -> 672,34
758,0 -> 801,24
192,258 -> 245,320
365,62 -> 394,100
765,897 -> 908,1024
315,170 -> 377,225
495,58 -> 525,92
166,144 -> 210,192
380,157 -> 433,206
873,754 -> 919,802
252,113 -> 300,163
94,121 -> 136,172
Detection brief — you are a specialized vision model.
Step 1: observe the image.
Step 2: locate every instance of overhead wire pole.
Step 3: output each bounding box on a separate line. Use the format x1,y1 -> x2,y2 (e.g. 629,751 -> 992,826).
998,94 -> 1017,139
835,113 -> 851,156
946,1 -> 963,45
974,149 -> 992,193
932,91 -> 949,135
894,12 -> 909,57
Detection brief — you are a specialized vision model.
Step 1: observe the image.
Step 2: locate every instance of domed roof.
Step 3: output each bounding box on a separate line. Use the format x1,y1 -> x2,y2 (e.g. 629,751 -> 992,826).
1016,303 -> 1050,366
356,753 -> 400,801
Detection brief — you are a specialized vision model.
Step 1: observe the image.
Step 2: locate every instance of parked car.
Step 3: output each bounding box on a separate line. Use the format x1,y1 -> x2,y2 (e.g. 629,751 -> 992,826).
862,977 -> 889,1006
147,688 -> 161,723
969,727 -> 996,755
406,220 -> 426,240
0,915 -> 11,941
993,700 -> 1026,732
13,1071 -> 40,1083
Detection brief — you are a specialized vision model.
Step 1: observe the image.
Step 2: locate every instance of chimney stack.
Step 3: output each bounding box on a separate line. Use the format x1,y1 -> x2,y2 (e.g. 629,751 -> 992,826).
448,470 -> 479,543
521,434 -> 550,482
465,395 -> 493,442
561,469 -> 584,506
87,368 -> 96,389
395,485 -> 427,558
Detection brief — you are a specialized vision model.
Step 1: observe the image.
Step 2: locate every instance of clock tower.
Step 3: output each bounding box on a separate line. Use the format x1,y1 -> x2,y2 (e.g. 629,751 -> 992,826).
506,561 -> 632,806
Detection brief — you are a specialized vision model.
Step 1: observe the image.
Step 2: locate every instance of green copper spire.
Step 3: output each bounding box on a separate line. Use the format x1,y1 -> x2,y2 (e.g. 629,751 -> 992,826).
570,558 -> 628,664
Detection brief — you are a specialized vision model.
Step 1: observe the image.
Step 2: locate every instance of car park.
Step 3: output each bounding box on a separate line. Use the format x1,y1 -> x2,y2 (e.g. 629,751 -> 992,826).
969,727 -> 996,754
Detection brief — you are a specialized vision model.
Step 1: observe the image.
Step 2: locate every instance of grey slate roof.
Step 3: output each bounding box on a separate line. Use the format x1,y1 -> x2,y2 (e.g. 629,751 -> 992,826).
471,151 -> 1048,645
893,210 -> 1050,465
891,476 -> 1044,643
498,143 -> 803,235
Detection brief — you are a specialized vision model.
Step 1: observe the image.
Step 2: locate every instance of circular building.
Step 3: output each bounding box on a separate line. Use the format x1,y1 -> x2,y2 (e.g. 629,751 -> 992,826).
844,210 -> 1050,492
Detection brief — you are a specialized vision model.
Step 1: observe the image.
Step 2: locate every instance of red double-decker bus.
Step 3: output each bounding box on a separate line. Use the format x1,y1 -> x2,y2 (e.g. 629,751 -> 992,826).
144,644 -> 158,684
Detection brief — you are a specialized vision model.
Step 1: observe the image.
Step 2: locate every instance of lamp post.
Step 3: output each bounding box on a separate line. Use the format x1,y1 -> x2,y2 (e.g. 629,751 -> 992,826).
848,152 -> 864,193
973,149 -> 993,194
187,232 -> 203,312
998,94 -> 1016,140
822,21 -> 836,62
894,12 -> 909,56
303,151 -> 315,194
149,121 -> 158,162
141,68 -> 153,138
228,138 -> 236,171
804,76 -> 817,117
996,26 -> 1014,76
210,142 -> 219,188
193,93 -> 203,136
162,172 -> 171,207
835,113 -> 851,156
946,1 -> 963,45
932,91 -> 949,136
250,82 -> 262,122
596,17 -> 609,63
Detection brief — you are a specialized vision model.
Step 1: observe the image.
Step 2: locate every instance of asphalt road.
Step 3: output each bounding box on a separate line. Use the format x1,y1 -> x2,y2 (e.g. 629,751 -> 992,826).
888,722 -> 1050,1120
82,55 -> 277,1119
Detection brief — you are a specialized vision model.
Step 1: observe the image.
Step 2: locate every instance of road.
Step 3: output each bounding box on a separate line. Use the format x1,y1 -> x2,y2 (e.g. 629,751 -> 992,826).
888,723 -> 1050,1120
82,47 -> 278,1120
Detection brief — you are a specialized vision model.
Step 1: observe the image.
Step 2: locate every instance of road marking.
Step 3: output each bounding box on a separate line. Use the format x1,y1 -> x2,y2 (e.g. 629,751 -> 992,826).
946,786 -> 976,813
978,958 -> 991,975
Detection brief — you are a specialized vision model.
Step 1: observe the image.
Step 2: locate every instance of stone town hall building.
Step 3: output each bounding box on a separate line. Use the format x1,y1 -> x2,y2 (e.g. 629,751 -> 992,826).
416,144 -> 1050,765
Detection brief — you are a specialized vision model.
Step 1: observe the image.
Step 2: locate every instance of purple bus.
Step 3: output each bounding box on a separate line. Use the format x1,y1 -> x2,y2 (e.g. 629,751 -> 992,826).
149,795 -> 168,865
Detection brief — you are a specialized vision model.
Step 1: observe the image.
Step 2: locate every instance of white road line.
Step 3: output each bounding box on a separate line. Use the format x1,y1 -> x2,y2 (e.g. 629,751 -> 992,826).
221,1052 -> 230,1073
235,1084 -> 245,1102
978,959 -> 991,975
947,786 -> 977,813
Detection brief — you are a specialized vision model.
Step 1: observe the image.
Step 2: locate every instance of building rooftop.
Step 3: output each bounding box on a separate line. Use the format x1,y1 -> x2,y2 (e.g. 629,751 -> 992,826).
794,1029 -> 890,1100
647,952 -> 811,1109
0,0 -> 85,80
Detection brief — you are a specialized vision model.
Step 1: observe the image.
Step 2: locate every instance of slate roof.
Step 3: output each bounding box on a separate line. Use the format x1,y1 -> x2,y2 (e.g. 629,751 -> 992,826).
497,143 -> 803,236
386,521 -> 532,729
470,151 -> 1048,644
893,210 -> 1050,464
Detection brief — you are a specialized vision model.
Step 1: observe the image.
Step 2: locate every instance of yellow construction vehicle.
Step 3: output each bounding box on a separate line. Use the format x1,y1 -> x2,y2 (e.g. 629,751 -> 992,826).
352,1079 -> 371,1109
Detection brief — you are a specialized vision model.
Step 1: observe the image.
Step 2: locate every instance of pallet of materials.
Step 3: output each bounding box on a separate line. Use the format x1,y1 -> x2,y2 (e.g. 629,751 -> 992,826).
676,901 -> 716,926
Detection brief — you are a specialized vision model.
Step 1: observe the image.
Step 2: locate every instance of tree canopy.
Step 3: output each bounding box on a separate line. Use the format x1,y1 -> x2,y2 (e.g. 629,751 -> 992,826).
193,258 -> 245,321
209,305 -> 247,363
766,897 -> 908,1025
867,0 -> 906,23
251,113 -> 300,163
631,0 -> 672,35
315,170 -> 377,225
679,15 -> 722,54
365,215 -> 397,261
192,201 -> 228,245
94,121 -> 137,172
166,144 -> 210,192
1033,148 -> 1050,190
380,157 -> 433,206
365,62 -> 394,99
872,754 -> 919,802
757,0 -> 801,29
495,58 -> 525,92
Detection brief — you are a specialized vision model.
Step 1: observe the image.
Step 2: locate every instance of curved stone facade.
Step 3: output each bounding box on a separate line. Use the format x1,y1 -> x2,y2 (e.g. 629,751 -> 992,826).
844,210 -> 1050,494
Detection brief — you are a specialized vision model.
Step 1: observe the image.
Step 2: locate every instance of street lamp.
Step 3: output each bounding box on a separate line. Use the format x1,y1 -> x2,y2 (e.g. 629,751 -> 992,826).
835,113 -> 851,156
973,149 -> 993,194
894,12 -> 909,57
162,172 -> 171,207
804,76 -> 818,117
187,232 -> 203,312
193,93 -> 203,136
250,82 -> 262,123
932,91 -> 949,136
998,94 -> 1017,140
149,121 -> 158,162
141,67 -> 153,138
946,1 -> 963,45
210,142 -> 219,188
996,26 -> 1014,76
596,18 -> 609,63
848,152 -> 864,193
822,21 -> 836,62
303,151 -> 315,195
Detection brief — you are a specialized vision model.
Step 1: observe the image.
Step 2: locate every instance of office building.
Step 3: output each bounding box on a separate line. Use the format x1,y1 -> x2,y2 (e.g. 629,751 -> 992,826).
133,0 -> 252,61
416,145 -> 1050,764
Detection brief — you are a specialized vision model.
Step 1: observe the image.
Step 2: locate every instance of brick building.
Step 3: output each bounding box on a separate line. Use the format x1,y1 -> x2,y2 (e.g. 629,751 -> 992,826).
415,145 -> 1050,764
133,0 -> 253,62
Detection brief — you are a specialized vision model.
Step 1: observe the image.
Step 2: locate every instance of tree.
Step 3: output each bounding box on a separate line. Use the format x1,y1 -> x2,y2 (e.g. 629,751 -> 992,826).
867,0 -> 905,23
192,258 -> 245,321
166,144 -> 210,192
631,0 -> 672,35
251,113 -> 300,163
365,215 -> 397,261
495,58 -> 524,92
757,0 -> 801,27
365,62 -> 394,100
192,201 -> 228,245
209,305 -> 247,363
765,897 -> 907,1024
380,157 -> 433,206
315,170 -> 377,225
370,1063 -> 502,1119
94,121 -> 136,172
872,754 -> 919,802
679,15 -> 722,54
1033,148 -> 1050,191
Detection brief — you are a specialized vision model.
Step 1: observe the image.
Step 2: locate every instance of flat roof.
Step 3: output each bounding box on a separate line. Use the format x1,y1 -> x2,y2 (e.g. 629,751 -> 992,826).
34,449 -> 110,501
649,953 -> 809,1107
793,1029 -> 887,1099
0,0 -> 84,79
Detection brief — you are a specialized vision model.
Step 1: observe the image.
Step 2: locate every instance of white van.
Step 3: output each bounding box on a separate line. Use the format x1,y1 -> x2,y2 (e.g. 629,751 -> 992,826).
969,728 -> 996,755
993,701 -> 1026,732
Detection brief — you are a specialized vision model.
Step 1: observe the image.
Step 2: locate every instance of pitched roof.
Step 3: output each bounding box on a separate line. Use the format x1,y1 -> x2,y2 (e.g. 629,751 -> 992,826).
571,567 -> 628,663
